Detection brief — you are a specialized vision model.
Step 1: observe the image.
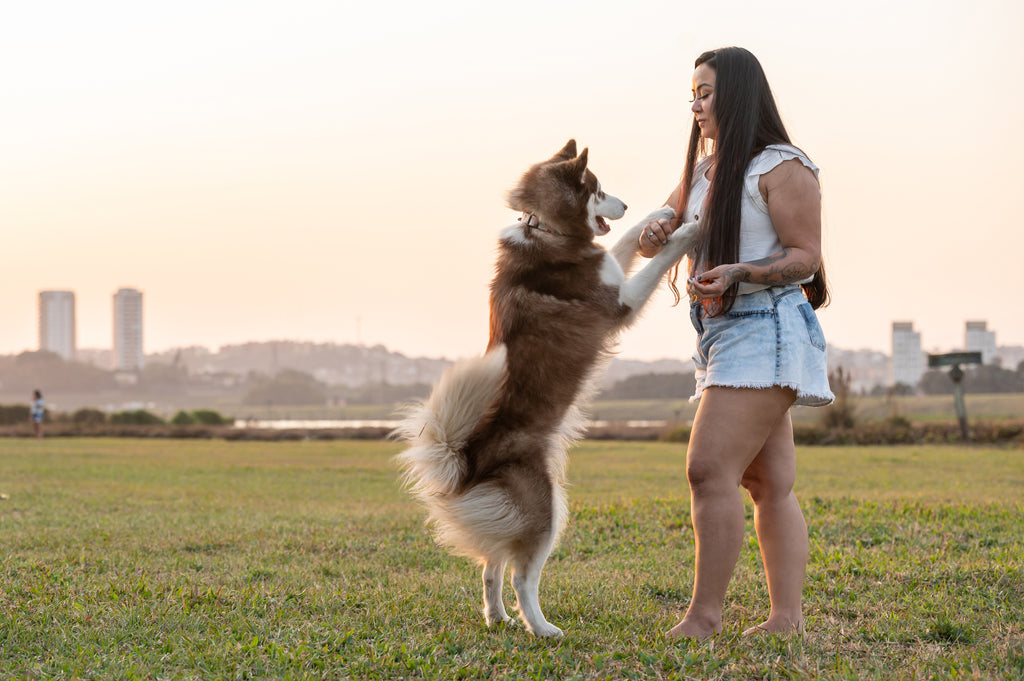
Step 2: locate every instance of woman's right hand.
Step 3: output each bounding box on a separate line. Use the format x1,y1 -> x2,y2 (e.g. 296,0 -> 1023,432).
638,215 -> 674,255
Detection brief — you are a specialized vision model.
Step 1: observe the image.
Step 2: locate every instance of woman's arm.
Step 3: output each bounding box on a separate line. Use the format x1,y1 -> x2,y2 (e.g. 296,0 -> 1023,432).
687,159 -> 820,296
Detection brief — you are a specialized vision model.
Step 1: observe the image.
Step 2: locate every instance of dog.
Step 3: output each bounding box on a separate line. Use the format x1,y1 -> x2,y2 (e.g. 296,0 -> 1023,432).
394,140 -> 698,636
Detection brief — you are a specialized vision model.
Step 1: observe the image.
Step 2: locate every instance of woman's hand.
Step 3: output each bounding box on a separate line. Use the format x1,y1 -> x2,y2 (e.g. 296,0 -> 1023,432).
638,216 -> 673,255
686,264 -> 746,299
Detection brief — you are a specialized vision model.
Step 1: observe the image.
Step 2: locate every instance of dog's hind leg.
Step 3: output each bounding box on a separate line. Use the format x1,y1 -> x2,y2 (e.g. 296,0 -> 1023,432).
510,536 -> 562,637
482,558 -> 511,627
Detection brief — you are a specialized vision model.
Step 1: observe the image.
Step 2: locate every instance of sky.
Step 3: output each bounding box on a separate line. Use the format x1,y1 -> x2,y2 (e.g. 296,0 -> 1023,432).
3,0 -> 1024,363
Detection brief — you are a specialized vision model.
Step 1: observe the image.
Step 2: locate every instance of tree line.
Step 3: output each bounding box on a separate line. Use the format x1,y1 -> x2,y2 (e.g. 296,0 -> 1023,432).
3,350 -> 1023,410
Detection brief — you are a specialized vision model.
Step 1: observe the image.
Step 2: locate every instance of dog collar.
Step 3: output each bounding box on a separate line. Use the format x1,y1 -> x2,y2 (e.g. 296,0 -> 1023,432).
519,212 -> 570,237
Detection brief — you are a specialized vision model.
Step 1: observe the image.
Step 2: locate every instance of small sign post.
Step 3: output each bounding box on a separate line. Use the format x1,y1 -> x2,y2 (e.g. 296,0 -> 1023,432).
927,352 -> 983,441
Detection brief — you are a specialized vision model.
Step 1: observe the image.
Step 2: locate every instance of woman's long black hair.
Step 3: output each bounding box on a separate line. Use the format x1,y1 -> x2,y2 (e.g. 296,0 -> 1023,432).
670,47 -> 829,312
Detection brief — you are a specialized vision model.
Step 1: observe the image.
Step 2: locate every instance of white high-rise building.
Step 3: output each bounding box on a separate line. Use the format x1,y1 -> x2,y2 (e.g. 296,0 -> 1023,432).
38,290 -> 76,360
892,321 -> 925,388
113,288 -> 144,371
965,321 -> 996,365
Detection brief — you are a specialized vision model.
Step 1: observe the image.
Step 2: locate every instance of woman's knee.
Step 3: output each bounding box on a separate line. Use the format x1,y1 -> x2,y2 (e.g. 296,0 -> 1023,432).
741,465 -> 794,504
687,454 -> 738,498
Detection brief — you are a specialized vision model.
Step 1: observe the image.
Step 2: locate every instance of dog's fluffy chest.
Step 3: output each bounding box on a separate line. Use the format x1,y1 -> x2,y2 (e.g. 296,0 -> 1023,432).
487,238 -> 628,351
494,239 -> 622,305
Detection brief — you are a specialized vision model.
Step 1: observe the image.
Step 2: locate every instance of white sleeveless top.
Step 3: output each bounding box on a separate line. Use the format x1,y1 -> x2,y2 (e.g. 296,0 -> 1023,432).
682,144 -> 819,295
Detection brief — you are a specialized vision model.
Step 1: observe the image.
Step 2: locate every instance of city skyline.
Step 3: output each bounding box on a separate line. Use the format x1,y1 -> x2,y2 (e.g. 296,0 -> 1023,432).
4,1 -> 1024,362
35,287 -> 145,370
20,288 -> 1023,362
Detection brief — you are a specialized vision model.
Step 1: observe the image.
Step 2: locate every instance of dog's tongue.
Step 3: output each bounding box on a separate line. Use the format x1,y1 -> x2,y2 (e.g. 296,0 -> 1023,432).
596,216 -> 611,235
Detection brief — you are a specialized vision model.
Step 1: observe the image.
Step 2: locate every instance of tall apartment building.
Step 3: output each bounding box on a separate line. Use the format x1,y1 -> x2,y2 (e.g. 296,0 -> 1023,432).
113,288 -> 144,372
38,290 -> 77,360
965,321 -> 996,365
892,321 -> 925,388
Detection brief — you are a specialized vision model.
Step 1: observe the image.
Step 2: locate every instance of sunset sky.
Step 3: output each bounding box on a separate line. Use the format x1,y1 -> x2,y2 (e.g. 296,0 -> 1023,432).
4,0 -> 1023,363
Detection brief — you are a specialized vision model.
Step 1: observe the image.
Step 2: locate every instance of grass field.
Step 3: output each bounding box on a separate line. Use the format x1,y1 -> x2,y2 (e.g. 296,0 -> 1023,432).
1,438 -> 1022,680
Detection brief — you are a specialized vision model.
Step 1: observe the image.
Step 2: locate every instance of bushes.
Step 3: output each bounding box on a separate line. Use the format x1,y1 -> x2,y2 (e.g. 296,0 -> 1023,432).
822,367 -> 856,429
72,408 -> 107,424
789,421 -> 1022,445
172,409 -> 232,426
110,410 -> 165,425
661,419 -> 1024,446
191,409 -> 231,425
171,411 -> 197,425
0,405 -> 31,425
111,409 -> 230,426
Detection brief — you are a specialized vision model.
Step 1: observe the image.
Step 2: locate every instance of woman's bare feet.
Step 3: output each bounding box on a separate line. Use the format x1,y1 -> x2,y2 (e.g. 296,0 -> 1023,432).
666,615 -> 720,641
742,618 -> 803,636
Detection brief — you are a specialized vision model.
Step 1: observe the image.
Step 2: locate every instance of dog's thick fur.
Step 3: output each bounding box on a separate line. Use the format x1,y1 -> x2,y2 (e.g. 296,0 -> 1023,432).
395,140 -> 698,636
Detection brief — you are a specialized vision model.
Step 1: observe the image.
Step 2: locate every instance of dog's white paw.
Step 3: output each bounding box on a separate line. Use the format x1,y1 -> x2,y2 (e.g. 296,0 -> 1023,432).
648,206 -> 676,222
485,613 -> 514,628
665,220 -> 699,253
528,622 -> 564,638
668,220 -> 698,241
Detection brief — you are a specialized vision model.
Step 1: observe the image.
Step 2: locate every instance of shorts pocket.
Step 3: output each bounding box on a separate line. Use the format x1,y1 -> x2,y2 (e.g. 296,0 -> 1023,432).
798,302 -> 826,351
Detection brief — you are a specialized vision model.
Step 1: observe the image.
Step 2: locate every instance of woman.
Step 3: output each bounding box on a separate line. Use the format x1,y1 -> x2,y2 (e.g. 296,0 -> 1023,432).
639,47 -> 833,640
31,390 -> 45,440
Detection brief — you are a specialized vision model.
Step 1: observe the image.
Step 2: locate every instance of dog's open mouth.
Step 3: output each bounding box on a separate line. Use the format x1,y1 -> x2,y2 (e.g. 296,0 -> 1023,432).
595,216 -> 612,235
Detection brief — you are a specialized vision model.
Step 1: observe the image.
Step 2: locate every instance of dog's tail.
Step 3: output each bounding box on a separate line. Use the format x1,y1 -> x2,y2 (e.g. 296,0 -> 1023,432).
393,344 -> 507,498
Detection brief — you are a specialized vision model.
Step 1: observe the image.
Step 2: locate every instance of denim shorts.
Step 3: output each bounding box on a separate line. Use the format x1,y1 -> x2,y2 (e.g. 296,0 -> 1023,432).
689,285 -> 834,407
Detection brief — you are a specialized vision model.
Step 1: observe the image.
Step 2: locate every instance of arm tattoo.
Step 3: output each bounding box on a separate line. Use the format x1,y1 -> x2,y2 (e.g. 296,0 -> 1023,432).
732,248 -> 815,286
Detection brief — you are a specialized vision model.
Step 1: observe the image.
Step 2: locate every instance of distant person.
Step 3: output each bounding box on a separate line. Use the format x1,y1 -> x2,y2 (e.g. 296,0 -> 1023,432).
636,47 -> 833,639
31,390 -> 45,440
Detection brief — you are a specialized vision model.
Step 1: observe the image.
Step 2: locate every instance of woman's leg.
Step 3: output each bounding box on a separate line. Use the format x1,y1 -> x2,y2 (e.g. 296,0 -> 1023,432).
667,386 -> 795,640
741,412 -> 806,633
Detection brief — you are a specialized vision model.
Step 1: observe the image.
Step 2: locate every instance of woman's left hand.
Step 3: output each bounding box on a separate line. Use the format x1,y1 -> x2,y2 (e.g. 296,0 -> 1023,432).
686,264 -> 744,299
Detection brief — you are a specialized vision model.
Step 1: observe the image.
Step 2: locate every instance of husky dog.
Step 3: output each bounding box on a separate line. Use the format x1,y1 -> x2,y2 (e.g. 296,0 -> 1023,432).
395,140 -> 698,637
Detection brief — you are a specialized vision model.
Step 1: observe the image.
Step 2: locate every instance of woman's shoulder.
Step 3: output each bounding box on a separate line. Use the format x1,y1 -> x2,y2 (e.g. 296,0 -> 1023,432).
748,144 -> 819,180
694,155 -> 715,176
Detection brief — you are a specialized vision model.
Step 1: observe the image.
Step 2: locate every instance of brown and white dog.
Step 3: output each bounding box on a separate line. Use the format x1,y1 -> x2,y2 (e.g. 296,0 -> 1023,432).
394,140 -> 698,636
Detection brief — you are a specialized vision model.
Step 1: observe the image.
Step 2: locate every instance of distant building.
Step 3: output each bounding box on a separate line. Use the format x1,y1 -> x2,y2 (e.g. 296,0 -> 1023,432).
827,346 -> 890,394
965,321 -> 997,365
892,321 -> 925,388
38,290 -> 76,360
113,288 -> 144,371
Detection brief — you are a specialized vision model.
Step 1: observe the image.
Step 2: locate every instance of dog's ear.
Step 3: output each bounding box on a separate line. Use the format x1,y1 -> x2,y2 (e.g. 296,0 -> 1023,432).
550,139 -> 577,162
565,147 -> 588,183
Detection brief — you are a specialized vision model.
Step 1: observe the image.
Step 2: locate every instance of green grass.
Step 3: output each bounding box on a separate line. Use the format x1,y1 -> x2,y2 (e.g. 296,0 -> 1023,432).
1,439 -> 1022,679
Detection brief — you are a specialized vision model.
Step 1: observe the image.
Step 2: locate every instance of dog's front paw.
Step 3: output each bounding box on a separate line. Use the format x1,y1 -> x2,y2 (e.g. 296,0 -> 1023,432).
667,220 -> 699,251
648,206 -> 676,222
529,622 -> 564,638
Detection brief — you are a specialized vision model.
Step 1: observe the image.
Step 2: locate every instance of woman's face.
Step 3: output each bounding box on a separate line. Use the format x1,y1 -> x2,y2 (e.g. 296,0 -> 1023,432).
691,63 -> 717,140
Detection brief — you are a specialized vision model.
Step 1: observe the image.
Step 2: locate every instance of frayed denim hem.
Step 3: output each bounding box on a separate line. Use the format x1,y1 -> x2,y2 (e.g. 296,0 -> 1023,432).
690,381 -> 835,407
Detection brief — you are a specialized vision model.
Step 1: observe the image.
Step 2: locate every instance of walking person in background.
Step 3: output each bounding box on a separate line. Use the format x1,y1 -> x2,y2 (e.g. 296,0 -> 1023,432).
637,47 -> 834,639
31,390 -> 45,440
